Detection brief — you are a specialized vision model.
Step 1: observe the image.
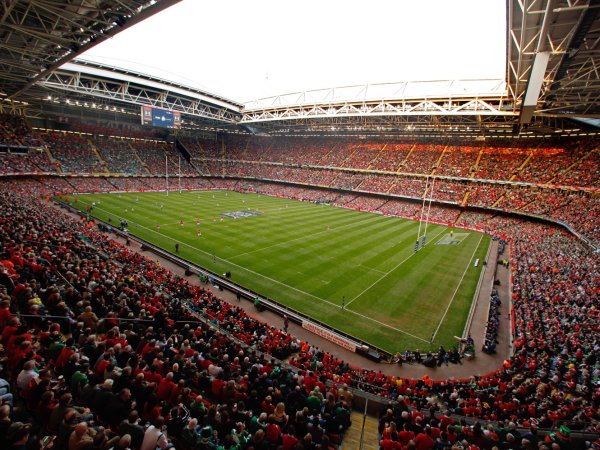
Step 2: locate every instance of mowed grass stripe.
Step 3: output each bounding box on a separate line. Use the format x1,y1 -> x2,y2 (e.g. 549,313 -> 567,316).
345,225 -> 448,308
72,191 -> 490,353
235,215 -> 415,281
229,214 -> 380,260
351,231 -> 487,339
431,233 -> 484,342
301,222 -> 424,298
355,231 -> 477,314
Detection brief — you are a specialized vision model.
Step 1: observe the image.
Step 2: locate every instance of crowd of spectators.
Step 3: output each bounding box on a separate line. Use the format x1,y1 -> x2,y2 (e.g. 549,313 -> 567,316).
401,144 -> 444,175
467,185 -> 506,209
0,177 -> 597,450
38,131 -> 104,174
94,138 -> 146,175
473,147 -> 529,182
336,144 -> 380,170
373,143 -> 413,172
135,142 -> 177,176
0,115 -> 43,148
434,146 -> 479,178
0,192 -> 356,450
552,147 -> 599,188
0,152 -> 54,174
68,121 -> 160,140
2,120 -> 598,242
481,288 -> 501,355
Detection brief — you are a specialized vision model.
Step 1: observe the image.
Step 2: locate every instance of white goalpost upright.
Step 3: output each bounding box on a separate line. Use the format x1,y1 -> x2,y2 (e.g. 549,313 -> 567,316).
178,154 -> 182,193
422,176 -> 437,248
415,176 -> 430,252
165,152 -> 169,196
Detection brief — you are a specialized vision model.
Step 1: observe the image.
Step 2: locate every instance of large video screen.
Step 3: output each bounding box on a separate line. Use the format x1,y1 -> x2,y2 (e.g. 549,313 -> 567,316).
140,106 -> 181,129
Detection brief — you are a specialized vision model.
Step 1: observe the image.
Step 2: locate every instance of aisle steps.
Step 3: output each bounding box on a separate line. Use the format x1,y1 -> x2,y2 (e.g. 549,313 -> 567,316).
339,411 -> 380,450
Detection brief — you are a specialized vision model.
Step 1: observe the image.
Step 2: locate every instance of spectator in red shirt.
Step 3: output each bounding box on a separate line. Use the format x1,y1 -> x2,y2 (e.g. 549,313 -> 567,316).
156,372 -> 176,402
414,426 -> 435,450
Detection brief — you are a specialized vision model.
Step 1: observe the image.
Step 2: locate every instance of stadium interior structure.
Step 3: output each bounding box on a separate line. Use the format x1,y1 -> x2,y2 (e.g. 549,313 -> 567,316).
0,1 -> 599,449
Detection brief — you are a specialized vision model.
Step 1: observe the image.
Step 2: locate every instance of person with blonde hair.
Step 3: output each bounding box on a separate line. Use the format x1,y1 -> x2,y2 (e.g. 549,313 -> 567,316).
272,402 -> 288,425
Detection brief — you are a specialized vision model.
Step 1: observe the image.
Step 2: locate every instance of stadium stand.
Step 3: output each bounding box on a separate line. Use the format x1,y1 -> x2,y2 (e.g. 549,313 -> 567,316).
94,137 -> 146,175
0,120 -> 599,450
0,184 -> 598,450
0,114 -> 43,149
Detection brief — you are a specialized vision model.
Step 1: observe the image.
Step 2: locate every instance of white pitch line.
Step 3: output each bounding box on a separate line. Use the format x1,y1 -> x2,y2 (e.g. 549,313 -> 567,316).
345,227 -> 447,308
430,233 -> 484,343
359,264 -> 387,275
346,309 -> 430,343
228,215 -> 376,260
80,199 -> 430,343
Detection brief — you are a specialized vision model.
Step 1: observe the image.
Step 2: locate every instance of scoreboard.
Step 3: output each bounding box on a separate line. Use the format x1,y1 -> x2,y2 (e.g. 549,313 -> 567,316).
140,106 -> 181,129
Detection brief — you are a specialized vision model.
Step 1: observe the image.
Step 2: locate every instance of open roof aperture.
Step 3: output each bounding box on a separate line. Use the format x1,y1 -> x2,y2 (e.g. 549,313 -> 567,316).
78,0 -> 507,105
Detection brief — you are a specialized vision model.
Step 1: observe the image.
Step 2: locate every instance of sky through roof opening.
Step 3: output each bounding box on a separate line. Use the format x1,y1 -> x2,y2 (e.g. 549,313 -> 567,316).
79,0 -> 507,104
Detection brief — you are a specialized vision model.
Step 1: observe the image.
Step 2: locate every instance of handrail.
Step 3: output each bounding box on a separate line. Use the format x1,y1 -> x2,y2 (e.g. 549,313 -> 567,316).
359,398 -> 368,450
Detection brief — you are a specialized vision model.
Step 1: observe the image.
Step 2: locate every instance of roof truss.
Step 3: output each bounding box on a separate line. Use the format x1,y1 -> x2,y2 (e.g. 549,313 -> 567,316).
37,66 -> 241,123
0,0 -> 181,99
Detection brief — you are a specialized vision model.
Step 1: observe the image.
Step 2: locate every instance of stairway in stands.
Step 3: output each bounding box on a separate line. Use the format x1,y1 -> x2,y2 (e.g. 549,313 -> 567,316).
340,411 -> 380,450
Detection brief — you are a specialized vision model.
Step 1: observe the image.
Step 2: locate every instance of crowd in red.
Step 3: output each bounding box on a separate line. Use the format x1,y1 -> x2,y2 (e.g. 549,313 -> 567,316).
0,192 -> 356,450
0,114 -> 43,148
0,180 -> 598,450
0,118 -> 599,448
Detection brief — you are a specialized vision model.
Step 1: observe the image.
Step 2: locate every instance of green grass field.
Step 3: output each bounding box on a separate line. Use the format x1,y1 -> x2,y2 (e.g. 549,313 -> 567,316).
67,190 -> 490,354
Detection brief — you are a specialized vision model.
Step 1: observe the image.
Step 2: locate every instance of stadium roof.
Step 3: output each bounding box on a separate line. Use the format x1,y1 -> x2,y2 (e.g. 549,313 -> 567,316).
0,0 -> 180,101
0,0 -> 599,137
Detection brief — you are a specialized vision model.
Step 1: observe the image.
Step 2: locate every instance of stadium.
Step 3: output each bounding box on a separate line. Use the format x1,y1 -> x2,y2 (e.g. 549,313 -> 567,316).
0,1 -> 598,449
